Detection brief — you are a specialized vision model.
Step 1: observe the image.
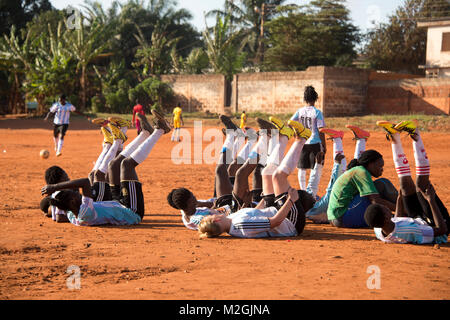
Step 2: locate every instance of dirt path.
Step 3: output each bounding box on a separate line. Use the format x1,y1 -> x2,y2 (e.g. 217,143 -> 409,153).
0,119 -> 448,300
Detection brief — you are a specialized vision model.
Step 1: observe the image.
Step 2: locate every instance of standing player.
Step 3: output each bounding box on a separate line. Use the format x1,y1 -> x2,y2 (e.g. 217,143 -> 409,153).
44,94 -> 85,157
240,111 -> 247,130
132,99 -> 145,135
171,103 -> 184,142
290,86 -> 326,195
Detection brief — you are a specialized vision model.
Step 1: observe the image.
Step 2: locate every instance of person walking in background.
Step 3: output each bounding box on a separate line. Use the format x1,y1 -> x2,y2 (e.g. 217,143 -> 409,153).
240,111 -> 247,130
171,103 -> 184,142
132,99 -> 145,135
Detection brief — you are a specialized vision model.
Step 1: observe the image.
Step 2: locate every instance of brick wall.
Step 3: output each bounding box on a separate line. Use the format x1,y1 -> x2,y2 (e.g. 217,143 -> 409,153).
368,78 -> 450,115
161,74 -> 225,114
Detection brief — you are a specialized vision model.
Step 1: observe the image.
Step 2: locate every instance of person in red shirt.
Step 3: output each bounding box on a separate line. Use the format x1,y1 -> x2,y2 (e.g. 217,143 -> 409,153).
132,99 -> 145,134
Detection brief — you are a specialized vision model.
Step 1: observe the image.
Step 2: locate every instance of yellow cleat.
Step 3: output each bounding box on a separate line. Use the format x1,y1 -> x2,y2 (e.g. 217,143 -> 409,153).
287,120 -> 311,140
101,127 -> 114,145
108,117 -> 131,128
376,121 -> 400,140
107,122 -> 128,142
269,116 -> 294,139
91,118 -> 109,126
394,120 -> 418,135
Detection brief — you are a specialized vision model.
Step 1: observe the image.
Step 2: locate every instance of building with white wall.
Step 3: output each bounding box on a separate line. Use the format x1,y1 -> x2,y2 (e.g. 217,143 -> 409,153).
418,19 -> 450,78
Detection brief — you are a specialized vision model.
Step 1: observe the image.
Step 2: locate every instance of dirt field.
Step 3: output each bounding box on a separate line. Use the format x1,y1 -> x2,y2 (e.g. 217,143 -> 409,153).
0,118 -> 448,300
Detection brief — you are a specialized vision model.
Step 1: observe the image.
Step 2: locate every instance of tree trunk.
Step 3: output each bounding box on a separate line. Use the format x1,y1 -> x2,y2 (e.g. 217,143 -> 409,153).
80,65 -> 86,110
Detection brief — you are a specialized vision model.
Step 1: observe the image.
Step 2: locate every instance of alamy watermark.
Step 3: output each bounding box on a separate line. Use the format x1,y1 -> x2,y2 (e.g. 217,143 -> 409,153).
66,265 -> 81,290
366,265 -> 381,290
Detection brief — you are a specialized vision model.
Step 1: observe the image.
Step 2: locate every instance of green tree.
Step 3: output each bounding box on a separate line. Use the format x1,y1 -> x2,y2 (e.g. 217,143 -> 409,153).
203,14 -> 247,81
364,0 -> 450,74
264,0 -> 359,71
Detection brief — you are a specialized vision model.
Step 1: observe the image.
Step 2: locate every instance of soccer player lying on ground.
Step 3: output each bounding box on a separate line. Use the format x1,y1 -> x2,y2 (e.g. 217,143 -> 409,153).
305,126 -> 398,224
167,115 -> 264,230
197,119 -> 313,238
364,120 -> 449,244
39,118 -> 131,223
40,112 -> 171,226
325,125 -> 397,228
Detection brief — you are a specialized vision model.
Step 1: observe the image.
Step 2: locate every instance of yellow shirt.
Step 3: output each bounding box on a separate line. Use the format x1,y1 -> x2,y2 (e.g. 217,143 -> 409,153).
173,107 -> 182,120
240,113 -> 247,129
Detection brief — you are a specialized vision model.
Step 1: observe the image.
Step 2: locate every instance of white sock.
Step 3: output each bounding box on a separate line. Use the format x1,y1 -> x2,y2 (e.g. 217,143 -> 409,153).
354,139 -> 366,160
237,138 -> 256,163
412,132 -> 430,176
333,137 -> 347,174
298,169 -> 307,190
57,139 -> 64,153
279,139 -> 306,175
306,163 -> 323,197
120,130 -> 150,158
266,135 -> 288,167
98,140 -> 121,174
391,133 -> 411,177
93,143 -> 112,171
53,137 -> 59,151
233,134 -> 246,160
248,133 -> 268,166
130,129 -> 164,164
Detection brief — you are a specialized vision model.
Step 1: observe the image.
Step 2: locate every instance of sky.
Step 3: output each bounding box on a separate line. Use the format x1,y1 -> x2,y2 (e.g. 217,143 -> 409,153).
51,0 -> 405,32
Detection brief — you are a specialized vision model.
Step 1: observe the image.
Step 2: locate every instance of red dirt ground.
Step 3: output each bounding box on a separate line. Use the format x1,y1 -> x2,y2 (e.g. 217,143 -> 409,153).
0,118 -> 448,300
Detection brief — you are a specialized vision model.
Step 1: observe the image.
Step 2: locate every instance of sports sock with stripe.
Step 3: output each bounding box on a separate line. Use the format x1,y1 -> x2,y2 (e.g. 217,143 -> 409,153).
412,132 -> 430,176
391,133 -> 411,177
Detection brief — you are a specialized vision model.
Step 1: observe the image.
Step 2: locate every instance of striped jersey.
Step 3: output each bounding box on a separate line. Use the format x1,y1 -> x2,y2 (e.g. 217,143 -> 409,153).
374,217 -> 447,244
228,207 -> 297,238
67,196 -> 141,226
182,207 -> 218,230
290,106 -> 325,144
50,102 -> 76,125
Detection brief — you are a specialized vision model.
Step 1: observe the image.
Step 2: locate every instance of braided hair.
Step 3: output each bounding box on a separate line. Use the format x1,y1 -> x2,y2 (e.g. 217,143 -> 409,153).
167,188 -> 193,212
347,150 -> 383,171
304,86 -> 318,104
48,190 -> 76,211
45,166 -> 68,184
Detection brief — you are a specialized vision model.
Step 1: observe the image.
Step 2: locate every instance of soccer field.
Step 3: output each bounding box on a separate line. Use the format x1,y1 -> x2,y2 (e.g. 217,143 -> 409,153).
0,118 -> 448,300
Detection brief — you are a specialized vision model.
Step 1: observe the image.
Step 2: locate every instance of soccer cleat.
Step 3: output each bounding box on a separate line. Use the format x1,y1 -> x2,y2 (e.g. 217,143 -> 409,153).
346,125 -> 370,140
320,128 -> 344,140
107,122 -> 128,142
287,120 -> 311,140
136,113 -> 154,134
101,127 -> 114,145
376,121 -> 399,140
219,114 -> 238,131
91,118 -> 109,126
108,117 -> 131,128
394,120 -> 418,135
269,116 -> 294,139
154,118 -> 172,134
56,152 -> 62,157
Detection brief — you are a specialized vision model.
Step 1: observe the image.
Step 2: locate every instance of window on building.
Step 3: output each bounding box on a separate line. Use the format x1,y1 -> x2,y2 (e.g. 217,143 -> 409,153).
441,32 -> 450,52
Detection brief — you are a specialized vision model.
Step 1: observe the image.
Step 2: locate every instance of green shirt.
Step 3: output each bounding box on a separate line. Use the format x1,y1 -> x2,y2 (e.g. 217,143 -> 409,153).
327,166 -> 379,220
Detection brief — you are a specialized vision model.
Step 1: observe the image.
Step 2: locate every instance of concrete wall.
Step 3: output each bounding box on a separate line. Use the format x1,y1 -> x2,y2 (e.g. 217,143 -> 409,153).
368,78 -> 450,115
232,66 -> 325,115
161,74 -> 225,114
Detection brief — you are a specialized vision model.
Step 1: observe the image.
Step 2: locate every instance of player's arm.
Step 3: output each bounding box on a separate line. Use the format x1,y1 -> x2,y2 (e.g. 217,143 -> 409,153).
268,187 -> 298,228
367,194 -> 396,211
41,178 -> 93,198
44,110 -> 55,121
419,184 -> 448,236
180,114 -> 184,126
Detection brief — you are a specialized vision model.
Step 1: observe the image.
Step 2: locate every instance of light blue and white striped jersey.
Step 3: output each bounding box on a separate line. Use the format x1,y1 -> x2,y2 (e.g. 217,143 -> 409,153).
228,207 -> 297,238
50,102 -> 76,125
290,106 -> 325,145
67,196 -> 141,226
182,207 -> 217,230
374,217 -> 448,244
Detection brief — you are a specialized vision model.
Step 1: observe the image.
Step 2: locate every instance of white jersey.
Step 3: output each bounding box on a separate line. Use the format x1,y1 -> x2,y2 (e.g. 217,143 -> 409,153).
290,106 -> 325,145
50,102 -> 76,125
228,207 -> 297,238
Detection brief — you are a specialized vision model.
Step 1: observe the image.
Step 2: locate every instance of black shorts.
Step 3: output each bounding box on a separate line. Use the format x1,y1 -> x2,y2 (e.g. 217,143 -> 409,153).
91,182 -> 112,202
53,124 -> 69,138
414,192 -> 450,235
213,194 -> 239,213
274,192 -> 306,235
297,143 -> 322,169
119,181 -> 145,219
